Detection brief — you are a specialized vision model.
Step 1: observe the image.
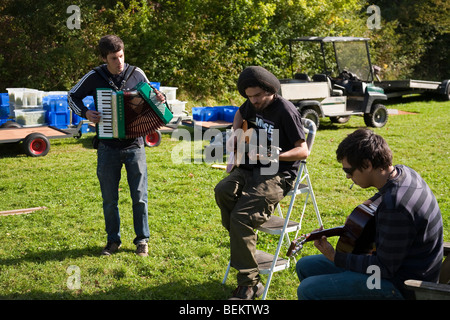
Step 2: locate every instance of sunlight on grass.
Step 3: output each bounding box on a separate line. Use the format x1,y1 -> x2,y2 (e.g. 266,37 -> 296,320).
0,99 -> 448,299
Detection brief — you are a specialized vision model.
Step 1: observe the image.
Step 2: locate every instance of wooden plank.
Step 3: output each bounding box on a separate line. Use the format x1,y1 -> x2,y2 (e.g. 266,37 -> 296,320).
211,164 -> 227,170
444,242 -> 450,256
404,280 -> 450,300
194,120 -> 232,129
440,253 -> 450,284
0,206 -> 47,216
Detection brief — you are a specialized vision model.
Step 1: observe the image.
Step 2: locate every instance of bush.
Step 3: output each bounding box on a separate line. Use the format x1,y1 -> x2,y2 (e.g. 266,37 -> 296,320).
0,0 -> 447,102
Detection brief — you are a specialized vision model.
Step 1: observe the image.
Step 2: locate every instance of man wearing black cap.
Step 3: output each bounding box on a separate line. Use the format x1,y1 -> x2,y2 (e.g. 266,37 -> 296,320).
215,66 -> 308,299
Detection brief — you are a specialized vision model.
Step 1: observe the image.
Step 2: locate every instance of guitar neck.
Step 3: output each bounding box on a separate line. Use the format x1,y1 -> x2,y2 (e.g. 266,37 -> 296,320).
304,226 -> 345,243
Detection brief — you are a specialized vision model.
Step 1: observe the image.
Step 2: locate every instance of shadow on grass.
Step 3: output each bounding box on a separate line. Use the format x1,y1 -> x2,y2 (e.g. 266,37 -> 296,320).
0,245 -> 237,300
0,245 -> 104,266
1,278 -> 235,300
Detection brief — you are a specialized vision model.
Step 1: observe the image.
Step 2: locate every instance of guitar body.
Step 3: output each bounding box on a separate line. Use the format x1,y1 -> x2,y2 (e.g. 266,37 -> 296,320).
226,120 -> 278,173
226,120 -> 251,173
335,204 -> 376,254
287,202 -> 377,257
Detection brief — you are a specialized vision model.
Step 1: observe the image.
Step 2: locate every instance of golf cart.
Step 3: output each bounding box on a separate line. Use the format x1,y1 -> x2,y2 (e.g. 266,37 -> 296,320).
280,36 -> 388,128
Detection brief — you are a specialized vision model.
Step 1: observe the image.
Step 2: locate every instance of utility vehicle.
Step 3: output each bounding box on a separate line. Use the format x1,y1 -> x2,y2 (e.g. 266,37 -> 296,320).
280,36 -> 389,129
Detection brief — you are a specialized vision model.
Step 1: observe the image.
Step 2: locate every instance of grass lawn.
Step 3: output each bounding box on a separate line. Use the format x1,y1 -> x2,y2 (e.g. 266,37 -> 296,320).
0,97 -> 448,300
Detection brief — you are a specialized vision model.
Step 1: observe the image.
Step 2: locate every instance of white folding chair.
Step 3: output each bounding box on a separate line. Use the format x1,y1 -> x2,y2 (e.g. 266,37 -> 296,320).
222,118 -> 323,299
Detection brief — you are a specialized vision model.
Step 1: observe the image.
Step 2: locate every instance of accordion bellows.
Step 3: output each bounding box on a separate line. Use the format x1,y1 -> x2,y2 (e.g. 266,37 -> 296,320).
96,82 -> 173,139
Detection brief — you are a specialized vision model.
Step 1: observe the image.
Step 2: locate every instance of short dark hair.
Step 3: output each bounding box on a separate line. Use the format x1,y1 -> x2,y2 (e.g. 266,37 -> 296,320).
98,35 -> 124,58
336,128 -> 392,170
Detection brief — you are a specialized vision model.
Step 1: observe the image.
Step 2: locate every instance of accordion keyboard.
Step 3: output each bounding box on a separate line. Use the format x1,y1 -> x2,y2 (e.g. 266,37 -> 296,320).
97,89 -> 113,138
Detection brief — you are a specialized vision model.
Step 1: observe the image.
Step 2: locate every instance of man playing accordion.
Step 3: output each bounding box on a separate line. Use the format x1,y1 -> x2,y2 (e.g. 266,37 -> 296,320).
68,35 -> 165,257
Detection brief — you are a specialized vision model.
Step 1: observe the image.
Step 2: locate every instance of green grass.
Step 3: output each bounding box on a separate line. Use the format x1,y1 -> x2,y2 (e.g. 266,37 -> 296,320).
0,97 -> 448,300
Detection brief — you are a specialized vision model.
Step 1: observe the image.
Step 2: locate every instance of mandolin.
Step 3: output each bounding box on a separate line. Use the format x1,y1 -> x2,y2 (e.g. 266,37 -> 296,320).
287,202 -> 378,257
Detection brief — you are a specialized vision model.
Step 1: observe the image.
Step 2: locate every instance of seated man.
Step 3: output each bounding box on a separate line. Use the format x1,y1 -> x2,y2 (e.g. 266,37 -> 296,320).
215,66 -> 308,300
296,128 -> 443,299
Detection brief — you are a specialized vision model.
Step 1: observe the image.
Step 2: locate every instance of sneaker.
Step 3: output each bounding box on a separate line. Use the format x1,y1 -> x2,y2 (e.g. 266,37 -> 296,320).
101,242 -> 121,256
229,282 -> 264,300
136,242 -> 148,257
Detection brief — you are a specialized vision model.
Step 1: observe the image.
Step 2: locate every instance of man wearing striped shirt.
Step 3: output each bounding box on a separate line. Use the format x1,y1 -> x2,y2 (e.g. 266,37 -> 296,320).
296,128 -> 443,299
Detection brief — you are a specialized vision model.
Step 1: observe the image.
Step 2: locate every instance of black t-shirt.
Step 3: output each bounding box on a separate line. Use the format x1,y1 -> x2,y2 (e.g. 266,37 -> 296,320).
238,95 -> 305,177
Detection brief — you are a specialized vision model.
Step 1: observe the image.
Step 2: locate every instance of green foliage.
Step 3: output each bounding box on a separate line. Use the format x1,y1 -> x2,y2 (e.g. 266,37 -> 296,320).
0,0 -> 448,100
368,0 -> 450,81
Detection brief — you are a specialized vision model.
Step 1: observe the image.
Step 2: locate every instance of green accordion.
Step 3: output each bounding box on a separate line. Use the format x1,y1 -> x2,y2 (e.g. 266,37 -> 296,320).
96,82 -> 173,139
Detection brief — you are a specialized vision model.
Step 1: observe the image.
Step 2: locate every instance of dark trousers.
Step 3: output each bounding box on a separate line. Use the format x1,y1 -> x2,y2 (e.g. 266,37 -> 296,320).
215,167 -> 293,286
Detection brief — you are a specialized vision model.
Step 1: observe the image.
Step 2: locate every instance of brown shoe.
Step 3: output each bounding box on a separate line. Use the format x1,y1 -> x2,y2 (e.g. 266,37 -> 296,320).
101,242 -> 121,256
136,242 -> 148,257
229,282 -> 264,300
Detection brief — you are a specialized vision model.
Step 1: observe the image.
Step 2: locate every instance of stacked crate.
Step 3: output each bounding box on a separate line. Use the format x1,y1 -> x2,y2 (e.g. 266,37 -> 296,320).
0,93 -> 10,126
43,92 -> 71,129
3,82 -> 186,129
192,106 -> 239,122
159,86 -> 189,122
71,96 -> 96,133
6,88 -> 46,127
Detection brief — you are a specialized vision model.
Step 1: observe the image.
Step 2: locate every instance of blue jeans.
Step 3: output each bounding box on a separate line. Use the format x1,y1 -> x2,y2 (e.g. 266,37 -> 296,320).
296,255 -> 404,300
97,143 -> 149,245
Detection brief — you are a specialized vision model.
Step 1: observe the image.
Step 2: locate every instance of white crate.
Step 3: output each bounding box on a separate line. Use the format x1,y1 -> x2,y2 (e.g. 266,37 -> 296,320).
167,99 -> 187,116
160,86 -> 178,100
7,88 -> 45,108
14,109 -> 46,127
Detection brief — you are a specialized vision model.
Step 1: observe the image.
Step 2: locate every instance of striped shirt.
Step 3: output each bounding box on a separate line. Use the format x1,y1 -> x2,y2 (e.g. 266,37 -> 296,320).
334,165 -> 443,295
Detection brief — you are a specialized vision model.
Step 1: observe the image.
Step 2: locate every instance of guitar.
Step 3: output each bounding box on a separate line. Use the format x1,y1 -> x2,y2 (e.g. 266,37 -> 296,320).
226,120 -> 250,173
226,120 -> 280,173
286,202 -> 378,257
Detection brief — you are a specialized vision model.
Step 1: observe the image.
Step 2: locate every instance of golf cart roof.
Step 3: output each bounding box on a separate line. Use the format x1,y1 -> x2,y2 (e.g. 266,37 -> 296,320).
290,36 -> 370,43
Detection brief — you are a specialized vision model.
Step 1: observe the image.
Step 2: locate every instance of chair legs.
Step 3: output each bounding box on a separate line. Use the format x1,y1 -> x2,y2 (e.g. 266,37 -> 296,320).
221,160 -> 322,299
222,261 -> 231,285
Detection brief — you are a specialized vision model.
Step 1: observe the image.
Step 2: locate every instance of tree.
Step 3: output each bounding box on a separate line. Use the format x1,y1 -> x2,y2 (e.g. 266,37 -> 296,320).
367,0 -> 450,80
0,0 -> 446,99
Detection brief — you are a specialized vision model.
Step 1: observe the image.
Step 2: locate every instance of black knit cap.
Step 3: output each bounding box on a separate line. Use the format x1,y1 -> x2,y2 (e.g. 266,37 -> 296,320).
237,66 -> 281,98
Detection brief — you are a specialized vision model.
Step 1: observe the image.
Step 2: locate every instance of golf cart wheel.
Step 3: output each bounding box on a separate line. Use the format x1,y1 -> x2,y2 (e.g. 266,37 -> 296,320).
144,130 -> 161,147
301,108 -> 320,129
23,133 -> 50,157
364,104 -> 388,128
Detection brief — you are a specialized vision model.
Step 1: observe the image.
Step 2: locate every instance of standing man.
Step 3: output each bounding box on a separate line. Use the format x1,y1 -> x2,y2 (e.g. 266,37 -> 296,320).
296,128 -> 443,299
68,35 -> 165,257
215,66 -> 308,299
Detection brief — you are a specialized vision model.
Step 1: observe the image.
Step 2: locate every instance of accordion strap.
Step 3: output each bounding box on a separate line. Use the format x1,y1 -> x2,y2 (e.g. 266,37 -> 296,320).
94,64 -> 136,91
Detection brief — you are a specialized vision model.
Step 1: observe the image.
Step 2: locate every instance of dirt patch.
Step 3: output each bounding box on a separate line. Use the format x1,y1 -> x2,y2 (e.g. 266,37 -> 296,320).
388,109 -> 418,115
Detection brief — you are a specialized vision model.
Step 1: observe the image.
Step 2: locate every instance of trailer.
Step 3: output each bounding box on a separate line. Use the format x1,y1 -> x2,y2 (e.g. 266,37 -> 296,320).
0,121 -> 83,157
375,79 -> 450,100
